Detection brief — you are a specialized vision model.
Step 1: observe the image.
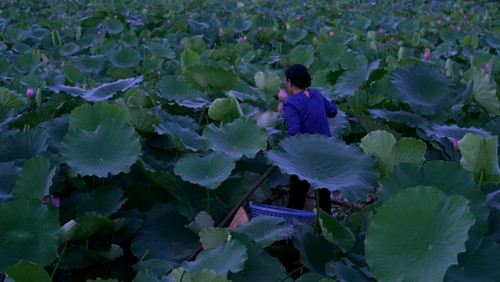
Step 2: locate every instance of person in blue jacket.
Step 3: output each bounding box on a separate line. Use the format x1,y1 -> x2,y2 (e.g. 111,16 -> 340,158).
283,64 -> 338,213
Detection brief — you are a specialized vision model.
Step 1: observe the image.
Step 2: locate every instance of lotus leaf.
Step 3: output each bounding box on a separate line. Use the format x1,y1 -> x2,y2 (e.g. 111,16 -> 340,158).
254,71 -> 281,96
0,127 -> 48,162
365,186 -> 475,282
389,64 -> 459,117
0,162 -> 20,203
75,186 -> 126,217
59,42 -> 80,56
0,199 -> 60,272
131,203 -> 198,262
199,227 -> 230,249
187,211 -> 215,234
60,119 -> 141,177
181,239 -> 248,276
458,133 -> 500,185
266,134 -> 379,202
68,102 -> 128,131
360,130 -> 426,177
233,216 -> 294,248
207,95 -> 243,123
325,260 -> 370,282
104,18 -> 125,34
157,75 -> 207,104
108,48 -> 141,68
294,232 -> 339,275
289,45 -> 315,68
333,60 -> 380,98
463,67 -> 500,116
12,156 -> 56,199
183,65 -> 238,92
202,117 -> 268,160
379,161 -> 489,234
74,55 -> 107,73
155,121 -> 206,151
62,64 -> 84,83
317,209 -> 356,253
173,152 -> 235,190
181,49 -> 200,69
5,260 -> 51,282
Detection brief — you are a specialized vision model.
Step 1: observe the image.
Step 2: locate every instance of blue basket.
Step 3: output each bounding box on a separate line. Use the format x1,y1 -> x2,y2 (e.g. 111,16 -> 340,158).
249,202 -> 316,239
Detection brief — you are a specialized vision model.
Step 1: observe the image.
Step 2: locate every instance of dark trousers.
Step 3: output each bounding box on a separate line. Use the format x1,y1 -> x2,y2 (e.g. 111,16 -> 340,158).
287,175 -> 331,214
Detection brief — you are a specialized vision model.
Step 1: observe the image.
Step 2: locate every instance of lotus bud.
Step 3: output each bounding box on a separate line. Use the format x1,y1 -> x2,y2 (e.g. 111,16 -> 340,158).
482,65 -> 489,74
43,194 -> 60,207
329,31 -> 334,37
26,87 -> 35,97
278,88 -> 288,100
453,138 -> 460,151
457,26 -> 462,31
423,48 -> 431,60
277,101 -> 284,112
60,220 -> 79,244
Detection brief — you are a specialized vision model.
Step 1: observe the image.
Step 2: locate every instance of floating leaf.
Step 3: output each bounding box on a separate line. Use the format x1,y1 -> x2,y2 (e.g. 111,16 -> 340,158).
202,118 -> 268,160
360,130 -> 426,177
317,209 -> 355,253
333,60 -> 380,98
183,65 -> 238,92
289,45 -> 315,68
59,42 -> 80,56
464,67 -> 500,115
0,199 -> 60,272
74,55 -> 107,73
254,71 -> 281,96
458,133 -> 500,185
0,127 -> 48,162
12,156 -> 56,199
234,215 -> 294,247
108,48 -> 141,68
173,152 -> 235,190
155,121 -> 206,151
187,211 -> 215,235
60,119 -> 141,177
62,64 -> 84,83
68,102 -> 127,131
181,239 -> 248,276
365,186 -> 475,282
199,227 -> 230,249
208,95 -> 243,123
75,186 -> 126,217
266,134 -> 379,202
5,260 -> 52,282
389,64 -> 459,116
104,18 -> 124,34
284,28 -> 308,45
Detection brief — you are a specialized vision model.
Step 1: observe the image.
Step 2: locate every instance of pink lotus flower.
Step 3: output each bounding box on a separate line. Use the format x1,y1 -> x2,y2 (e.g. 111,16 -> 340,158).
278,88 -> 288,100
453,138 -> 460,151
295,15 -> 301,20
423,48 -> 431,60
277,101 -> 284,112
457,26 -> 462,31
482,65 -> 489,74
258,27 -> 263,31
437,19 -> 442,25
329,31 -> 334,37
157,69 -> 161,77
26,87 -> 35,97
378,28 -> 385,33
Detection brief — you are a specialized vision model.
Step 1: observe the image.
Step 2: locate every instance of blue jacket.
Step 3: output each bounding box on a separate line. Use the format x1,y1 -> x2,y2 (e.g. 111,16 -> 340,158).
283,89 -> 337,137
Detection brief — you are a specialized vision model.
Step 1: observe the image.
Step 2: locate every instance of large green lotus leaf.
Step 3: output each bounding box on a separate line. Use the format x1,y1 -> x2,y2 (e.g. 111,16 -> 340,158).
173,152 -> 235,190
283,28 -> 308,45
133,258 -> 178,278
62,65 -> 84,84
199,227 -> 229,250
171,268 -> 229,282
228,232 -> 287,282
366,186 -> 475,282
187,211 -> 215,235
254,71 -> 281,96
423,124 -> 492,141
145,41 -> 175,59
380,161 -> 489,234
0,199 -> 60,272
318,209 -> 356,253
294,232 -> 340,275
458,133 -> 500,185
180,239 -> 247,276
181,49 -> 200,69
0,162 -> 20,203
72,212 -> 116,240
464,67 -> 500,115
59,42 -> 80,56
74,55 -> 107,73
118,102 -> 162,133
333,60 -> 380,98
487,189 -> 500,241
155,121 -> 206,151
60,119 -> 141,177
69,102 -> 128,131
295,273 -> 333,282
0,127 -> 48,162
207,95 -> 243,123
5,260 -> 51,282
368,109 -> 429,128
389,64 -> 459,116
104,18 -> 124,34
445,230 -> 500,281
233,216 -> 294,248
47,76 -> 144,102
131,203 -> 198,262
266,134 -> 379,202
325,259 -> 371,282
360,130 -> 426,177
108,48 -> 141,68
183,65 -> 238,92
202,118 -> 267,160
12,156 -> 56,199
157,75 -> 208,106
0,87 -> 24,108
289,45 -> 315,69
75,186 -> 126,217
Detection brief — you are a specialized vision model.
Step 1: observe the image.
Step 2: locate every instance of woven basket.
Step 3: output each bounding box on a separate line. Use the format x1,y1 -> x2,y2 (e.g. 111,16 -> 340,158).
249,201 -> 315,239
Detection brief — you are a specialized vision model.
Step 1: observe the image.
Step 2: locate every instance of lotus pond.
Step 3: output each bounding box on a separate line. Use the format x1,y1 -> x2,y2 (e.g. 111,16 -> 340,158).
0,0 -> 499,281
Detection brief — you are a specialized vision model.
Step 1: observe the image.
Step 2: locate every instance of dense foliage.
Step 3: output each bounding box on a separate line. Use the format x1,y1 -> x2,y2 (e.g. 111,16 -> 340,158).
0,0 -> 499,281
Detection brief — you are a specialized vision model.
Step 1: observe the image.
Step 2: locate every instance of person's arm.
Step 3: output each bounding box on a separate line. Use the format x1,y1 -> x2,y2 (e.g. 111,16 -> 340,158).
283,102 -> 301,136
323,96 -> 338,118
